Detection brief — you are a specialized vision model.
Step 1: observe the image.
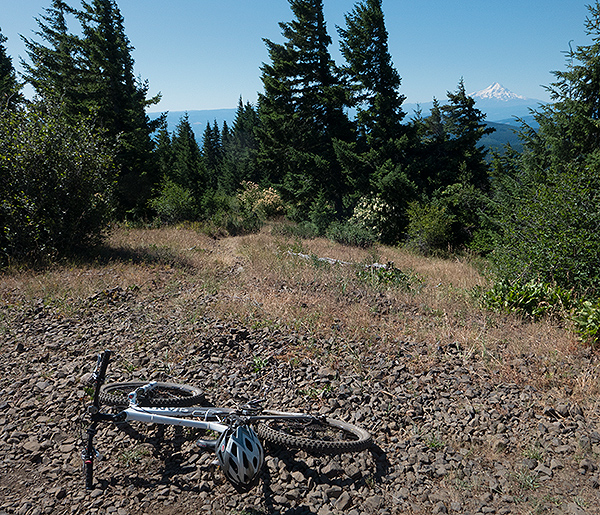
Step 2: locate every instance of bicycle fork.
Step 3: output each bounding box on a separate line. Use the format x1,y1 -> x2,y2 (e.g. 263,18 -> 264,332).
83,422 -> 98,490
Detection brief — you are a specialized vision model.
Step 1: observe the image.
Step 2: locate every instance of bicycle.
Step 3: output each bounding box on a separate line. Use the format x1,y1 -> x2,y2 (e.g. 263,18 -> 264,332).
82,350 -> 373,492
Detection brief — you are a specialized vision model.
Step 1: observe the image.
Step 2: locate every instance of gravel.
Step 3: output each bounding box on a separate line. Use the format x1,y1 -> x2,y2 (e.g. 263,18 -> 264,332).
1,285 -> 599,514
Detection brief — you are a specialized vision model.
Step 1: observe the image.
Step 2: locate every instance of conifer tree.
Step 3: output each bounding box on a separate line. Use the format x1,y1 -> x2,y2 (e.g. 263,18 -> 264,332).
414,80 -> 493,196
202,120 -> 223,190
75,0 -> 160,217
221,98 -> 259,193
0,29 -> 22,110
335,0 -> 416,241
338,0 -> 405,146
170,113 -> 206,207
21,0 -> 82,114
257,0 -> 352,219
440,79 -> 494,190
153,116 -> 173,179
488,1 -> 600,293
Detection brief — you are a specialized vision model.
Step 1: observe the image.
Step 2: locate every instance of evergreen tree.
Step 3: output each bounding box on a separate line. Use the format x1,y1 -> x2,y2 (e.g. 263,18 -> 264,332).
153,116 -> 173,179
170,113 -> 205,208
257,0 -> 352,219
77,0 -> 160,217
440,78 -> 494,191
488,1 -> 600,294
338,0 -> 405,146
21,0 -> 82,114
414,80 -> 493,196
221,97 -> 259,193
202,120 -> 223,189
0,29 -> 22,110
335,0 -> 417,242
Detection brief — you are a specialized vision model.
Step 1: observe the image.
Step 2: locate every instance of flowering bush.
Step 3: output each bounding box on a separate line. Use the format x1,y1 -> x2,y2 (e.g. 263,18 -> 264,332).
237,181 -> 284,219
349,195 -> 396,241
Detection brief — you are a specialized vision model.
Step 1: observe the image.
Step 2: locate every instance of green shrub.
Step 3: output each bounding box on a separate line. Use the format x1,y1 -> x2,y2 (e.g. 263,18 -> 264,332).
0,101 -> 115,264
405,201 -> 454,255
326,220 -> 375,248
489,157 -> 600,297
571,300 -> 600,348
149,179 -> 196,224
356,264 -> 422,292
482,279 -> 574,320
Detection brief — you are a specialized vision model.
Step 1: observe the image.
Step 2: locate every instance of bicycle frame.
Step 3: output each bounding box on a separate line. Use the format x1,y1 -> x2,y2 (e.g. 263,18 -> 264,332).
120,405 -> 230,433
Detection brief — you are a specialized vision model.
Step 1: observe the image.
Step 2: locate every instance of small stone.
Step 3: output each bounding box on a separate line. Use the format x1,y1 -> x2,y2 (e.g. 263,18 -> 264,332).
291,470 -> 305,482
534,463 -> 553,477
396,487 -> 410,500
22,440 -> 41,453
363,495 -> 383,511
335,491 -> 353,511
325,485 -> 343,499
322,460 -> 343,478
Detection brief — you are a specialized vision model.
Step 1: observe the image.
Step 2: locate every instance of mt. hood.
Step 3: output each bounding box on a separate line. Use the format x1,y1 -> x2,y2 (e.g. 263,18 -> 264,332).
470,82 -> 528,102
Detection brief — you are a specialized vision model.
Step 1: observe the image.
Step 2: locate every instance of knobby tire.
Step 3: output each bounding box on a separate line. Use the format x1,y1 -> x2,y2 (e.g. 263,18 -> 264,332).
256,413 -> 372,454
99,382 -> 205,407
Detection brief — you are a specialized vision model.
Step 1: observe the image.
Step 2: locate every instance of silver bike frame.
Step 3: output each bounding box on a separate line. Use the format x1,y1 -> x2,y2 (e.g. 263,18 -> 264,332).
121,405 -> 230,433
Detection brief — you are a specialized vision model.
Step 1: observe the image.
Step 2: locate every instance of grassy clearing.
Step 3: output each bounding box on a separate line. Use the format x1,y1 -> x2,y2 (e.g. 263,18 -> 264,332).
1,223 -> 598,403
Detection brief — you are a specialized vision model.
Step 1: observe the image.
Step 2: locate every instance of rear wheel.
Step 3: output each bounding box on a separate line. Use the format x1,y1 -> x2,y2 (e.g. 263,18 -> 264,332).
99,382 -> 205,407
256,412 -> 372,454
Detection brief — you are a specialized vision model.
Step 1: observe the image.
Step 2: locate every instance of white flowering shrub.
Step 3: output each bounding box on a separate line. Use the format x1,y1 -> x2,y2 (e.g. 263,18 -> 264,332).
237,181 -> 285,220
349,195 -> 396,241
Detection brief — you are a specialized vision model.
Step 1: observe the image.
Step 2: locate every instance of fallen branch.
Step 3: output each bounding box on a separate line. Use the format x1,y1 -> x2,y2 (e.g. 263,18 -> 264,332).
287,250 -> 391,270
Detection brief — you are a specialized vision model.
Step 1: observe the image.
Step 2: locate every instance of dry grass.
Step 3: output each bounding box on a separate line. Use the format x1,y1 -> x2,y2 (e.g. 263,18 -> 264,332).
2,223 -> 598,403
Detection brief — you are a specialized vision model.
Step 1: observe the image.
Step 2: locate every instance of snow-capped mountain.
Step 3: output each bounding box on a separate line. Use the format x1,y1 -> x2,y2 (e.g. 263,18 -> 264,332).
404,82 -> 544,125
470,82 -> 527,102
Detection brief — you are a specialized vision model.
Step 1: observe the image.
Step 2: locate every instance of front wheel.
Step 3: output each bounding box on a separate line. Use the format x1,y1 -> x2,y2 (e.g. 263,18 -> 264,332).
99,382 -> 205,407
256,412 -> 372,455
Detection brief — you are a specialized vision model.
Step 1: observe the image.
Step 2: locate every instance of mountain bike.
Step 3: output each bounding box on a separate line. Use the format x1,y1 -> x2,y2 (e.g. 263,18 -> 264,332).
82,350 -> 372,492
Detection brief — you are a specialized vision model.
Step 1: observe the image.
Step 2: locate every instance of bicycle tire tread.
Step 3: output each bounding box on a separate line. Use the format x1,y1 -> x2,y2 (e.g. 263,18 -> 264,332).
99,381 -> 205,407
256,417 -> 372,454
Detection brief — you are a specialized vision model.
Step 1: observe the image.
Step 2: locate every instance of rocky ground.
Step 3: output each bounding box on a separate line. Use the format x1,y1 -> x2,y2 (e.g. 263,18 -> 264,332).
1,284 -> 600,515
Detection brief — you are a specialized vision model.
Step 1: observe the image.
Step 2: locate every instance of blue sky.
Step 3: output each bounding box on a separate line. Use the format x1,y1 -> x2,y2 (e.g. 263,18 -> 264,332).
1,0 -> 591,112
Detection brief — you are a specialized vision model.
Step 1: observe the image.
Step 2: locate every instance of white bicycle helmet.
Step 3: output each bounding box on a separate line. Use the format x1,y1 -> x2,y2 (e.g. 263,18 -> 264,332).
216,425 -> 264,492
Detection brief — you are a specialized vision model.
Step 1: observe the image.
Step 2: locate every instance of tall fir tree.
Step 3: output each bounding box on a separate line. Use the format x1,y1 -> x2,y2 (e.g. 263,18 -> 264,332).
257,0 -> 352,219
153,116 -> 173,180
202,120 -> 223,190
415,80 -> 493,196
440,78 -> 494,191
221,98 -> 259,193
170,113 -> 206,208
338,0 -> 405,146
21,0 -> 82,114
77,0 -> 160,217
